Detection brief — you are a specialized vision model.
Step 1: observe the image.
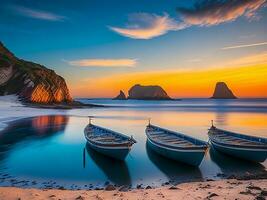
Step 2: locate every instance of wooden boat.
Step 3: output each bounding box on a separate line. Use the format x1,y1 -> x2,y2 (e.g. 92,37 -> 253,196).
208,122 -> 267,162
146,123 -> 208,166
84,119 -> 136,160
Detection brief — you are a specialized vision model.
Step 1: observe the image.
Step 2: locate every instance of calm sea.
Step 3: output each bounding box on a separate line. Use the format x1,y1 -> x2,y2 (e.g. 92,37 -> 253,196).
0,98 -> 266,189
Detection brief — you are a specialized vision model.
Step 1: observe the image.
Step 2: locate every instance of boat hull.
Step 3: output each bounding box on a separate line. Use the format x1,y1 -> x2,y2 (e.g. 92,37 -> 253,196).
210,140 -> 267,162
87,141 -> 131,160
147,138 -> 206,166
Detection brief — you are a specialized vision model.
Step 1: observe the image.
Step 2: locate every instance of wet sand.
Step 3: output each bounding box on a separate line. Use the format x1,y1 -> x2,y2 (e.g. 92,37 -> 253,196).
0,179 -> 266,200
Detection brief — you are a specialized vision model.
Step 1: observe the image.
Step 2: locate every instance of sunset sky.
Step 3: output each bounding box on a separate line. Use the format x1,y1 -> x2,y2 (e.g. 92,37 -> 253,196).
0,0 -> 267,98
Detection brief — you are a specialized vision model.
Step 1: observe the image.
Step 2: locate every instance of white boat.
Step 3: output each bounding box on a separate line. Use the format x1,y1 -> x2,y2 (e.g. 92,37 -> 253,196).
146,123 -> 208,166
208,121 -> 267,162
84,118 -> 136,160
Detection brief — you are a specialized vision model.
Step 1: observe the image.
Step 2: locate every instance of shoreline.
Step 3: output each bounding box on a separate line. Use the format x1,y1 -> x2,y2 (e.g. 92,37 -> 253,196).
22,100 -> 106,110
0,179 -> 266,200
1,95 -> 267,199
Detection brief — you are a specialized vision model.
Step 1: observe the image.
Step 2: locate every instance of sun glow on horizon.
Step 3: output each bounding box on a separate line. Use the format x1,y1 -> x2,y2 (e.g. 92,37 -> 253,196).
69,64 -> 267,98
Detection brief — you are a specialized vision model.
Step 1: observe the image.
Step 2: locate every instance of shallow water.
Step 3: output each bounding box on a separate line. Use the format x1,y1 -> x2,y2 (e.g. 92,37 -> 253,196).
0,98 -> 266,189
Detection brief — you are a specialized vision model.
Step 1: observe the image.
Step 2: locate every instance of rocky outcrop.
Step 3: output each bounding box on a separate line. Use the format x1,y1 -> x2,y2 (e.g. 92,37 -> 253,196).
211,82 -> 237,99
113,90 -> 127,100
128,84 -> 172,100
0,41 -> 72,104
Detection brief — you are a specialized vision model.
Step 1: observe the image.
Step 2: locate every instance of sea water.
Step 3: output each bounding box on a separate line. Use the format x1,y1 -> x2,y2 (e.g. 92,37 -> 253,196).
0,98 -> 266,189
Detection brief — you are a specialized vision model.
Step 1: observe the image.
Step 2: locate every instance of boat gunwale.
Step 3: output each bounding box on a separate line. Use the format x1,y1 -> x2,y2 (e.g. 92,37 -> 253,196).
84,124 -> 135,147
86,139 -> 132,149
210,139 -> 267,151
147,137 -> 207,152
147,124 -> 208,146
208,127 -> 267,147
146,125 -> 208,150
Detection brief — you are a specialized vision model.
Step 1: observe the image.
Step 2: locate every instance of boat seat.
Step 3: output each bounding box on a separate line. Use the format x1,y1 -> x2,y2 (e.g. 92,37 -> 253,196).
152,134 -> 178,139
220,137 -> 265,146
90,136 -> 116,140
157,139 -> 184,143
95,138 -> 124,143
160,138 -> 184,142
223,138 -> 252,143
168,142 -> 196,148
172,139 -> 192,144
149,132 -> 165,136
228,140 -> 264,146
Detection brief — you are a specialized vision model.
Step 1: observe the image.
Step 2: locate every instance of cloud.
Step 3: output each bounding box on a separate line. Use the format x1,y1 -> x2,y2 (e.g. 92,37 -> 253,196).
67,59 -> 137,67
11,5 -> 66,21
110,1 -> 265,39
222,41 -> 267,50
176,0 -> 266,26
109,13 -> 187,39
226,52 -> 267,66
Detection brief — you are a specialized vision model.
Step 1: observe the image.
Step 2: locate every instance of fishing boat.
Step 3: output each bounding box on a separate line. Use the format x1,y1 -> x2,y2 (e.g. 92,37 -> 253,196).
208,121 -> 267,162
84,118 -> 136,160
145,122 -> 208,166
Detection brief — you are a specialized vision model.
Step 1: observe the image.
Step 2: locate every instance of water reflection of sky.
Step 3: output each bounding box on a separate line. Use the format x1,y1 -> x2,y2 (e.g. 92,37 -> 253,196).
0,99 -> 266,188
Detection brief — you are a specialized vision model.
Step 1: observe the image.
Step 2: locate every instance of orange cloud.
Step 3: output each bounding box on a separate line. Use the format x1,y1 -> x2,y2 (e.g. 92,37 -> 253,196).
70,64 -> 267,98
67,59 -> 137,67
110,13 -> 186,39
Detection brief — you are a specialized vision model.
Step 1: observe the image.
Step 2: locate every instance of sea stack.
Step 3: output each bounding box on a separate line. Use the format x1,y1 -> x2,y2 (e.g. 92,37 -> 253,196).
211,82 -> 237,99
0,41 -> 72,104
113,90 -> 127,100
128,84 -> 172,100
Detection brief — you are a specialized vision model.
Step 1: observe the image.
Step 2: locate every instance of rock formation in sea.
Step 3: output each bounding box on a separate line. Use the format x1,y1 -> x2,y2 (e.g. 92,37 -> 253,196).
113,90 -> 127,100
211,82 -> 237,99
128,84 -> 172,100
0,41 -> 72,104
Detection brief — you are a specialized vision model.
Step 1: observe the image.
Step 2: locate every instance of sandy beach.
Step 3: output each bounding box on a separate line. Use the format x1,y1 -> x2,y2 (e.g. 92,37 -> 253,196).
0,179 -> 266,200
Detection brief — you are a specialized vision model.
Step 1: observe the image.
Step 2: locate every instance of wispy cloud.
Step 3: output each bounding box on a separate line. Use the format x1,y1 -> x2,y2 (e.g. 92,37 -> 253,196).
109,13 -> 187,39
67,59 -> 137,67
111,0 -> 265,39
176,0 -> 266,26
222,42 -> 267,50
11,5 -> 66,21
226,52 -> 267,66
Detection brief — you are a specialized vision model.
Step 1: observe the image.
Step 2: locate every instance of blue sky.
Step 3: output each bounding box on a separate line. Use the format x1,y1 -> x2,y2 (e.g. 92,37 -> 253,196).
0,0 -> 267,97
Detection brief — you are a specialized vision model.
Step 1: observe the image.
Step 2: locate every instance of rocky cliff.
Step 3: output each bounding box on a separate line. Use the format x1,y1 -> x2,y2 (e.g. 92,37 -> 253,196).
113,90 -> 127,100
211,82 -> 237,99
128,84 -> 171,100
0,41 -> 72,104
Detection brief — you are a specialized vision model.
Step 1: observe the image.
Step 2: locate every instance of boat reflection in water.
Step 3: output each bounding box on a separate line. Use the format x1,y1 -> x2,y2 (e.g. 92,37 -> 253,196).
146,142 -> 203,184
85,143 -> 132,186
0,115 -> 69,165
0,115 -> 69,147
209,146 -> 265,176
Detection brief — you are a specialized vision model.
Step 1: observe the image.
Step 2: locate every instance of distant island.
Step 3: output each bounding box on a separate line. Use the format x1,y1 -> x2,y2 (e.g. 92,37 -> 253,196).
114,84 -> 172,100
113,90 -> 127,100
211,82 -> 237,99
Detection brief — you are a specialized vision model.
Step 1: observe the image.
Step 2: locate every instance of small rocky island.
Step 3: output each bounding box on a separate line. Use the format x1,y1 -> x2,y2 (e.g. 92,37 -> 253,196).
211,82 -> 237,99
128,84 -> 172,100
113,90 -> 127,100
0,41 -> 72,104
